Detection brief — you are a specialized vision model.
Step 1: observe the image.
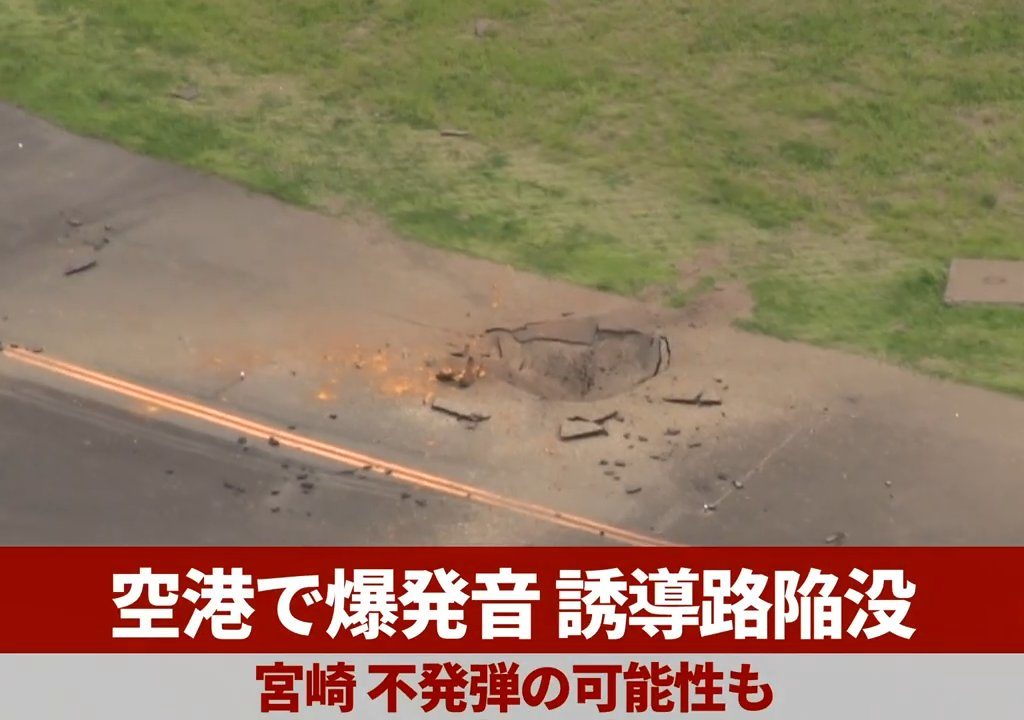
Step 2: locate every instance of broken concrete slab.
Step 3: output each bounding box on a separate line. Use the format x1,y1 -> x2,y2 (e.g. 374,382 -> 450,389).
431,396 -> 490,423
559,419 -> 607,441
63,259 -> 97,277
566,409 -> 620,425
663,387 -> 705,405
664,384 -> 723,407
698,388 -> 723,406
512,317 -> 599,345
945,259 -> 1024,306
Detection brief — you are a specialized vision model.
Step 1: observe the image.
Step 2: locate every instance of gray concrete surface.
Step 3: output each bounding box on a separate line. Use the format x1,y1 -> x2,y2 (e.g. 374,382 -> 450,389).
1,102 -> 1023,546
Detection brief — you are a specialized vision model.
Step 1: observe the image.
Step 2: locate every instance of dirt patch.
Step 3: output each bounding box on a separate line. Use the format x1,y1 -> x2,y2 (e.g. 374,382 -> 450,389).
478,315 -> 669,401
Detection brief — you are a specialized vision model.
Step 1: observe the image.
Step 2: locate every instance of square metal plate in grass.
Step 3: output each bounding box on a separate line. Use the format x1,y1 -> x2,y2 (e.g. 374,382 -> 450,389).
944,259 -> 1024,306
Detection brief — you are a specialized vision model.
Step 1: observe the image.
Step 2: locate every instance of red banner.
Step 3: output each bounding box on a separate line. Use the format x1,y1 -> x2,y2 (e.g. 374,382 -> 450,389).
0,547 -> 1020,653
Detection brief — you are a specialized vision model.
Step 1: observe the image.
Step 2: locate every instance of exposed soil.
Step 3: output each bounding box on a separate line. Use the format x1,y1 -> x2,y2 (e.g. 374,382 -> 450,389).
478,316 -> 669,401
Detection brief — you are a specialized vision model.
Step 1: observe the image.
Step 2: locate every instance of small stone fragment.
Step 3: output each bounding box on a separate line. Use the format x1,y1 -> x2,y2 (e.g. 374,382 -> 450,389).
64,259 -> 97,276
825,532 -> 847,546
698,388 -> 723,406
268,436 -> 281,447
559,419 -> 607,441
431,397 -> 490,423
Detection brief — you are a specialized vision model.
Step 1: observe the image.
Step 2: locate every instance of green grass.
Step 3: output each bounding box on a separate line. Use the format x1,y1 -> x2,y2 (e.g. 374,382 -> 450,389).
2,0 -> 1023,392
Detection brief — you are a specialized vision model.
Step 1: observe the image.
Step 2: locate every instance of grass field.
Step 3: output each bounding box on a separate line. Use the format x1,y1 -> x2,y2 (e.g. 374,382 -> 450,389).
2,0 -> 1023,392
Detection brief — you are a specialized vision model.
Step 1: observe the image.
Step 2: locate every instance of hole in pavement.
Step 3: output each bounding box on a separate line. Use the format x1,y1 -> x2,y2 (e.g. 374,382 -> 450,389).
479,316 -> 670,401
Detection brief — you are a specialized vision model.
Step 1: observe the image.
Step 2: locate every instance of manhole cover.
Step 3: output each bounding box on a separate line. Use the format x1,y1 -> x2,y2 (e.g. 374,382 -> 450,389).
945,259 -> 1024,306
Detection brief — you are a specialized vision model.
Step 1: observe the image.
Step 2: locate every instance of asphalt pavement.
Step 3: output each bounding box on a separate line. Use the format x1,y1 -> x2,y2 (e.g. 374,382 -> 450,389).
0,376 -> 596,545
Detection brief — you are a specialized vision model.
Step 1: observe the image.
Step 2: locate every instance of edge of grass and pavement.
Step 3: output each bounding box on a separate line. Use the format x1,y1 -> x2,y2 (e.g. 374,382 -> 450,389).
2,0 -> 1023,393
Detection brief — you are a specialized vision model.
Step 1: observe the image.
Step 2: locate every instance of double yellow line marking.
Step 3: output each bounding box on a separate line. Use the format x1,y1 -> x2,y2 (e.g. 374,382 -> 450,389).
3,346 -> 672,546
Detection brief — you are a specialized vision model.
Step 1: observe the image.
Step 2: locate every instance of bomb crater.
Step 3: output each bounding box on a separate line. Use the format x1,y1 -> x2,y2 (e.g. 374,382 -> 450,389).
478,316 -> 670,401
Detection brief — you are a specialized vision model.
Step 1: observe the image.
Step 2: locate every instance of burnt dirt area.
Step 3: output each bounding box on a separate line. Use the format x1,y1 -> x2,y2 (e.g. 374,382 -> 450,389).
473,315 -> 670,401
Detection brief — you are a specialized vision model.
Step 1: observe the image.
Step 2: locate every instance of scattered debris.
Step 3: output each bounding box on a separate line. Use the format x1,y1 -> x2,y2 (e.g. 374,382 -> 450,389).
699,388 -> 723,406
328,413 -> 337,420
663,385 -> 720,407
559,419 -> 607,441
65,215 -> 83,228
567,410 -> 621,425
440,128 -> 471,138
665,428 -> 681,436
598,459 -> 608,466
825,532 -> 847,546
436,348 -> 484,388
300,481 -> 315,493
732,479 -> 745,490
401,491 -> 411,500
649,453 -> 670,462
222,481 -> 245,495
431,396 -> 490,423
296,473 -> 309,481
687,441 -> 703,448
716,472 -> 728,482
638,435 -> 648,443
170,85 -> 200,102
270,490 -> 280,496
29,346 -> 44,354
702,502 -> 717,513
625,487 -> 643,495
884,480 -> 893,488
63,259 -> 97,277
164,469 -> 175,476
237,437 -> 247,446
270,507 -> 280,514
268,436 -> 281,447
613,460 -> 627,468
415,499 -> 427,507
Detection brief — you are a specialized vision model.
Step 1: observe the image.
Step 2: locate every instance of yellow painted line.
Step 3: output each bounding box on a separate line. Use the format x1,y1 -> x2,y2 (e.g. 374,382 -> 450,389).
3,347 -> 673,547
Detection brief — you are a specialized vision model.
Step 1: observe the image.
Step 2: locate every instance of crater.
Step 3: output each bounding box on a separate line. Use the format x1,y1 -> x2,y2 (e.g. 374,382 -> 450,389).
478,316 -> 670,401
